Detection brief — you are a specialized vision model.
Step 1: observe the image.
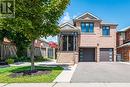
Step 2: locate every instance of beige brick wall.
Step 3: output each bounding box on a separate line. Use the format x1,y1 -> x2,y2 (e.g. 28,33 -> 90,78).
58,15 -> 117,63
57,51 -> 79,64
76,21 -> 117,62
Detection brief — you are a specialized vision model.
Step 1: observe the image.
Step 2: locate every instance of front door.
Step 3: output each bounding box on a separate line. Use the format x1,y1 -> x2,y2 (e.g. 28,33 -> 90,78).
79,48 -> 95,62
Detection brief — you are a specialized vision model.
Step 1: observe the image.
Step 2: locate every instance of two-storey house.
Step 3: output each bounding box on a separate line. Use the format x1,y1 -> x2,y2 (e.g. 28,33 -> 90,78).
117,26 -> 130,61
57,12 -> 117,64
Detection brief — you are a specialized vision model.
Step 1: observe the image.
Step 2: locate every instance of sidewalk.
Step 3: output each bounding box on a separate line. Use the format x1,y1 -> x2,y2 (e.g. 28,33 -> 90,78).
1,83 -> 130,87
9,61 -> 74,67
53,64 -> 77,82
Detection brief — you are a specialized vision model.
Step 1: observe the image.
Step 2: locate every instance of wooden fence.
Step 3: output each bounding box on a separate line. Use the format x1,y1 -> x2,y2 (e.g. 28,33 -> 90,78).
27,47 -> 56,59
0,43 -> 17,60
0,44 -> 56,60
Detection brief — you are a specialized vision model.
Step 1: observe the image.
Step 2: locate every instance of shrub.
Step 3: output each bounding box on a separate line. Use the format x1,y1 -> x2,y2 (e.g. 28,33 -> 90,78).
17,56 -> 30,62
6,59 -> 14,64
7,56 -> 31,62
34,56 -> 51,62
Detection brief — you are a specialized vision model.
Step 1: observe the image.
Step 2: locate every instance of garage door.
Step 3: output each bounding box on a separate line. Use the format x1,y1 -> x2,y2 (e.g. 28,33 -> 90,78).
100,48 -> 113,62
79,48 -> 95,62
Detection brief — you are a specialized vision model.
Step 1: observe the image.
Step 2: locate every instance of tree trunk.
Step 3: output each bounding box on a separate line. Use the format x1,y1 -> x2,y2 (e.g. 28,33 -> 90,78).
30,40 -> 35,70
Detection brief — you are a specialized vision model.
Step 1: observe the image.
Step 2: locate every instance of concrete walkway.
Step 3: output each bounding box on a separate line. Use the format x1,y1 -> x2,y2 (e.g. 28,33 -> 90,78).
53,64 -> 77,82
1,83 -> 130,87
10,61 -> 73,67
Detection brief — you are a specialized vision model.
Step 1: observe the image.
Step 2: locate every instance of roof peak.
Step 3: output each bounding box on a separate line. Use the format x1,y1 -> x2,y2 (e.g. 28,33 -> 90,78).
74,12 -> 101,20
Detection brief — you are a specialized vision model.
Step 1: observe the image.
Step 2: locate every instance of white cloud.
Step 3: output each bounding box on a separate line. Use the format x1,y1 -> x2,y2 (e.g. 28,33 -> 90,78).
60,12 -> 71,24
73,15 -> 77,19
42,36 -> 58,43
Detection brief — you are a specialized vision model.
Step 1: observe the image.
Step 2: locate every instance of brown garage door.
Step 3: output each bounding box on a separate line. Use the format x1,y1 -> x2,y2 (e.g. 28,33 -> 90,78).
79,48 -> 95,62
100,48 -> 113,62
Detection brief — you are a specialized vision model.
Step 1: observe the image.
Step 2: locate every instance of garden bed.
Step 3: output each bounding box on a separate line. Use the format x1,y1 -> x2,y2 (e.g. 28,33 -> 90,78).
0,66 -> 63,83
10,69 -> 51,78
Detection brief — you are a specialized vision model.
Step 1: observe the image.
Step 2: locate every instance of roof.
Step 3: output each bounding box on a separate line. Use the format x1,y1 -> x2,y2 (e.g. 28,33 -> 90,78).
118,26 -> 130,32
117,26 -> 130,32
60,22 -> 80,33
38,39 -> 49,44
74,12 -> 101,20
117,42 -> 130,48
101,22 -> 118,26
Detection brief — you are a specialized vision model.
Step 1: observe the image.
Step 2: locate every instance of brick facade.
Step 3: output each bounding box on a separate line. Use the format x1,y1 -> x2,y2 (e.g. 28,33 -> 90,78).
117,27 -> 130,61
57,12 -> 117,64
125,29 -> 130,42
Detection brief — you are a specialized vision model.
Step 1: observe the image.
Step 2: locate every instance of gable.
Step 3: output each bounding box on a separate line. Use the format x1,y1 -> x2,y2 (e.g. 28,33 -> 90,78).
60,22 -> 80,32
61,24 -> 75,30
60,22 -> 76,30
75,12 -> 101,20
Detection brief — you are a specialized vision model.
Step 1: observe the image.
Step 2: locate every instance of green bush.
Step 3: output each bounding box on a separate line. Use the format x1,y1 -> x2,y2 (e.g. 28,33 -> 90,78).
17,56 -> 30,62
6,56 -> 52,63
6,59 -> 14,64
7,56 -> 30,62
34,56 -> 51,62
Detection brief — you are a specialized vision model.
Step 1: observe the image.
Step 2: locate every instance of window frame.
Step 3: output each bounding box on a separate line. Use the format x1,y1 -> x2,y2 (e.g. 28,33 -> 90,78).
102,26 -> 110,36
81,22 -> 94,33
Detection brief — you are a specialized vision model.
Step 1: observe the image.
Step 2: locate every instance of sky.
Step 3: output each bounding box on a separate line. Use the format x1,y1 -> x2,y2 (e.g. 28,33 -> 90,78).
45,0 -> 130,42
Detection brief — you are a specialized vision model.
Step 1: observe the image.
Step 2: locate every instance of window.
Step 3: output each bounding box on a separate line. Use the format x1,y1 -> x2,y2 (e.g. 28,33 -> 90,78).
120,32 -> 125,40
62,34 -> 77,51
81,23 -> 86,32
63,36 -> 67,51
102,26 -> 110,36
81,22 -> 94,33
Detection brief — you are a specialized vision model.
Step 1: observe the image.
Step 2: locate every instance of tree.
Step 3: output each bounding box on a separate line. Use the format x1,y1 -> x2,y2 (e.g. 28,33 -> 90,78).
1,0 -> 70,70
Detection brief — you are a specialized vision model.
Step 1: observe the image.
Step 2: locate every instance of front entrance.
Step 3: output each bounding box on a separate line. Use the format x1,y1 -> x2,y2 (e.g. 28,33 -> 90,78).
79,48 -> 95,62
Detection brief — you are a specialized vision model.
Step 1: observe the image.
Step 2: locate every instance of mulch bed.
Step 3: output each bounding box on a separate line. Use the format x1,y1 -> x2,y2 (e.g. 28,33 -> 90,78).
9,70 -> 52,78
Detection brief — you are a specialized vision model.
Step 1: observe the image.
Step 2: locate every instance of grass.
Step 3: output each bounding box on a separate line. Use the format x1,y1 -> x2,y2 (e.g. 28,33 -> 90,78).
0,66 -> 63,83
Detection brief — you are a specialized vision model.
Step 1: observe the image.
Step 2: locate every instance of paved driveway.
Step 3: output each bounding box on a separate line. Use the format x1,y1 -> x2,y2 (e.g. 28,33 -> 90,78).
71,62 -> 130,83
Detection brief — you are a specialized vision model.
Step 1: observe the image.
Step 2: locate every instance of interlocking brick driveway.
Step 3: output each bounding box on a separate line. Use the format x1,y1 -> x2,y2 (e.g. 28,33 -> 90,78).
71,62 -> 130,83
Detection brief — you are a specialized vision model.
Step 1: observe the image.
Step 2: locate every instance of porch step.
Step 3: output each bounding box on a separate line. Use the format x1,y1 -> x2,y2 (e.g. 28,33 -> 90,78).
57,52 -> 76,64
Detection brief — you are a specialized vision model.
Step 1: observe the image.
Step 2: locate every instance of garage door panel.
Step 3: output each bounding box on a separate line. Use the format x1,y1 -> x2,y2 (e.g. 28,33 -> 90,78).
100,48 -> 113,62
79,48 -> 95,62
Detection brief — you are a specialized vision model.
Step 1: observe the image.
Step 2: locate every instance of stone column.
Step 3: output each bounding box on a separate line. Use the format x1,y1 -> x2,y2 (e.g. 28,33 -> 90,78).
97,47 -> 100,62
113,48 -> 117,62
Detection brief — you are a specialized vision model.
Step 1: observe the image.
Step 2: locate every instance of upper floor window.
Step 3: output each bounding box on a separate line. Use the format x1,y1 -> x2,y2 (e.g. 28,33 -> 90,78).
120,32 -> 125,40
81,22 -> 94,33
102,26 -> 110,36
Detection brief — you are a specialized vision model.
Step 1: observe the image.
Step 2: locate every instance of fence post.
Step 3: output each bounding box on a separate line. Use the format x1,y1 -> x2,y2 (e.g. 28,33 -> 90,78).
53,48 -> 55,59
46,47 -> 48,58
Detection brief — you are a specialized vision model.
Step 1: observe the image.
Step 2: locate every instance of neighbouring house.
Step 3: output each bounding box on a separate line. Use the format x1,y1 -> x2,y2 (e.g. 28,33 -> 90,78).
0,37 -> 17,60
117,26 -> 130,61
27,39 -> 56,59
57,12 -> 117,64
0,38 -> 56,60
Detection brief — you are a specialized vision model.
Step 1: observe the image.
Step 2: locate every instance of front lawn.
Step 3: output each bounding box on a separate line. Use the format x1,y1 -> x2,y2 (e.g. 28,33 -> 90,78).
0,66 -> 63,83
